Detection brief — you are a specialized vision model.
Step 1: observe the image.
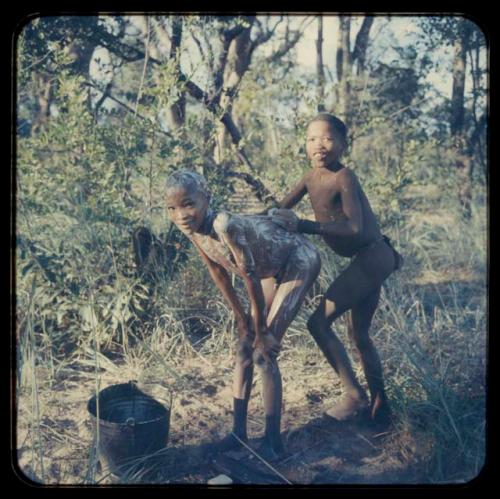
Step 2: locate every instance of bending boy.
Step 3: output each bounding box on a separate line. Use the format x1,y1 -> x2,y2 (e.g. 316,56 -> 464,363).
165,170 -> 321,459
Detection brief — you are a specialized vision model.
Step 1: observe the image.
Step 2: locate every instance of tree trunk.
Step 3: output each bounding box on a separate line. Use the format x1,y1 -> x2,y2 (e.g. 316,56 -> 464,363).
336,16 -> 352,125
31,72 -> 53,134
450,35 -> 467,137
316,16 -> 325,112
451,24 -> 472,218
166,17 -> 186,130
468,32 -> 486,175
351,17 -> 374,78
213,22 -> 253,164
66,19 -> 100,113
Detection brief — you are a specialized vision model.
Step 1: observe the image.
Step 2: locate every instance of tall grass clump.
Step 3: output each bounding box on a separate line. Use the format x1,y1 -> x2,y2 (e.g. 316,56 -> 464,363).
374,188 -> 486,483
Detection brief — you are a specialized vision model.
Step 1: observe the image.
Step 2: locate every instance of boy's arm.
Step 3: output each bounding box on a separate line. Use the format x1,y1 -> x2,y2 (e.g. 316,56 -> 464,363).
192,240 -> 249,337
277,175 -> 308,209
297,169 -> 363,237
217,222 -> 268,344
253,175 -> 307,216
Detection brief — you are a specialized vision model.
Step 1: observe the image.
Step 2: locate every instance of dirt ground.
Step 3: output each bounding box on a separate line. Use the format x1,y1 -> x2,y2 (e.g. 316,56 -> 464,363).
15,346 -> 436,486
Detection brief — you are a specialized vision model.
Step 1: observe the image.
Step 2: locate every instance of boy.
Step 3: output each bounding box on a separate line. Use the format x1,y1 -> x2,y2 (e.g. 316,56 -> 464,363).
165,170 -> 321,459
270,113 -> 402,426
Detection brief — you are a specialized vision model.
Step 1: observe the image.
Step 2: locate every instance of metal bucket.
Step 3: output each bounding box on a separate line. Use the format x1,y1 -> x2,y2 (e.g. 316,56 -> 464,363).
87,381 -> 170,476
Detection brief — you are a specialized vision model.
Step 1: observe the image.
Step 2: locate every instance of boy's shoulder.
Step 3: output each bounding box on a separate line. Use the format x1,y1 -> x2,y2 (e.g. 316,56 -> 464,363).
336,166 -> 359,185
213,211 -> 243,235
213,211 -> 231,233
337,165 -> 355,177
302,169 -> 314,182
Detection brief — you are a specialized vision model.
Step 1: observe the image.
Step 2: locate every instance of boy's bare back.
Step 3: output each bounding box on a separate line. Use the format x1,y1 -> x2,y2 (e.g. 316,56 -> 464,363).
192,212 -> 307,278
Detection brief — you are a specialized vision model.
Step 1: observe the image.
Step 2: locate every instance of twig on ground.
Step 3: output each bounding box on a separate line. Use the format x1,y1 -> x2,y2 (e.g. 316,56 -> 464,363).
230,433 -> 293,485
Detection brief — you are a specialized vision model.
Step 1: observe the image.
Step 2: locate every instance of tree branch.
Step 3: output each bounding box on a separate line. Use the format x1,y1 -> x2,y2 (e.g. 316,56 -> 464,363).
134,16 -> 151,116
223,16 -> 255,43
265,16 -> 312,63
190,30 -> 208,65
351,16 -> 374,63
84,23 -> 163,65
88,19 -> 260,176
83,81 -> 173,138
225,171 -> 277,206
151,16 -> 171,54
93,81 -> 113,119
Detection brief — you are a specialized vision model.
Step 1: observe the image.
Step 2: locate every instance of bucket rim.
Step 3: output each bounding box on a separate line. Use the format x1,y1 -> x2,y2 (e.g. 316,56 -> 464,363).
87,384 -> 171,427
88,410 -> 169,428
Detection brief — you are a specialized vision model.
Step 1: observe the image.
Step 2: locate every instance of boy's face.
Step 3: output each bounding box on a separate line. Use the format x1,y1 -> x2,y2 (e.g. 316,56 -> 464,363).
306,121 -> 344,168
165,185 -> 209,236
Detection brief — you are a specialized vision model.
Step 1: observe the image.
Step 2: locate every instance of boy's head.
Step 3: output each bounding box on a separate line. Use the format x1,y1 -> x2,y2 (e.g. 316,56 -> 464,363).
306,113 -> 348,168
165,170 -> 211,236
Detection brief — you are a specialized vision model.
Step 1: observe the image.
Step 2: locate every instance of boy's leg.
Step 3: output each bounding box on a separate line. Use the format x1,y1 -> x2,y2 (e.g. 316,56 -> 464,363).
347,288 -> 392,424
309,295 -> 369,419
218,278 -> 277,451
307,242 -> 394,420
254,245 -> 321,459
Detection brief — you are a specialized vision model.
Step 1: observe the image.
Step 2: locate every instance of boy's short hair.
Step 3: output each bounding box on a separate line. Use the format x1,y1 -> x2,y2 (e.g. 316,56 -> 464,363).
308,113 -> 348,143
166,170 -> 210,198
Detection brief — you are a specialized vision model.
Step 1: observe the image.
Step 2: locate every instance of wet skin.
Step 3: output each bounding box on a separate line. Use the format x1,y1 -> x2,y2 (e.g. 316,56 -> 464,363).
272,120 -> 400,423
166,184 -> 320,458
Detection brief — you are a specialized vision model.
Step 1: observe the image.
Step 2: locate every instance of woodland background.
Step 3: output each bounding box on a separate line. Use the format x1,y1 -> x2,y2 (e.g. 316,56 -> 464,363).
15,15 -> 487,485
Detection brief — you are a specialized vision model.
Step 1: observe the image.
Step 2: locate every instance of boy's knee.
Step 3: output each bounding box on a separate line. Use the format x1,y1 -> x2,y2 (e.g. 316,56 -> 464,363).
303,248 -> 321,281
236,337 -> 254,366
311,252 -> 321,277
352,333 -> 372,352
253,350 -> 277,373
307,312 -> 326,336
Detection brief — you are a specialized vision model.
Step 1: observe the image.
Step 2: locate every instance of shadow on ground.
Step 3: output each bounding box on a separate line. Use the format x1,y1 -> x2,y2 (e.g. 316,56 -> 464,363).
97,414 -> 425,485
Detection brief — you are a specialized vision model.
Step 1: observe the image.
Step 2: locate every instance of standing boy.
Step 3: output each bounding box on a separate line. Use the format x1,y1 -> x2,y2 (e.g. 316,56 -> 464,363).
270,113 -> 403,426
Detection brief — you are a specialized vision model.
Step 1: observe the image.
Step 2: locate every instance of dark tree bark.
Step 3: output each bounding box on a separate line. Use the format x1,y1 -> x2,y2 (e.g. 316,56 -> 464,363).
316,16 -> 326,112
450,33 -> 467,137
30,18 -> 99,133
214,17 -> 255,163
351,17 -> 374,78
31,72 -> 53,134
336,16 -> 352,124
165,16 -> 186,130
450,23 -> 473,218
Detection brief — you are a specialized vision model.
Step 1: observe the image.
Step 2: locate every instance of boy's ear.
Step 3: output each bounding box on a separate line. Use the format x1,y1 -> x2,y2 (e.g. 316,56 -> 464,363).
336,136 -> 347,156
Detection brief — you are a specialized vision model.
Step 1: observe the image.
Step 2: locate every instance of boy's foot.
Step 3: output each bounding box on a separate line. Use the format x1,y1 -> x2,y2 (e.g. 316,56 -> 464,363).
254,439 -> 286,463
324,394 -> 369,421
369,403 -> 394,432
213,432 -> 248,453
368,394 -> 394,431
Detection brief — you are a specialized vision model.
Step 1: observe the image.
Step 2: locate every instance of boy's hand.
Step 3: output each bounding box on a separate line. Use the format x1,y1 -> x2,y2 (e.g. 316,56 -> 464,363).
268,208 -> 299,233
253,331 -> 281,362
235,314 -> 253,339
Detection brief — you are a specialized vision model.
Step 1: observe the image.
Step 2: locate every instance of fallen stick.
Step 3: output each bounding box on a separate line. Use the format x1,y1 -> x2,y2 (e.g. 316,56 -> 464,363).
211,454 -> 285,485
